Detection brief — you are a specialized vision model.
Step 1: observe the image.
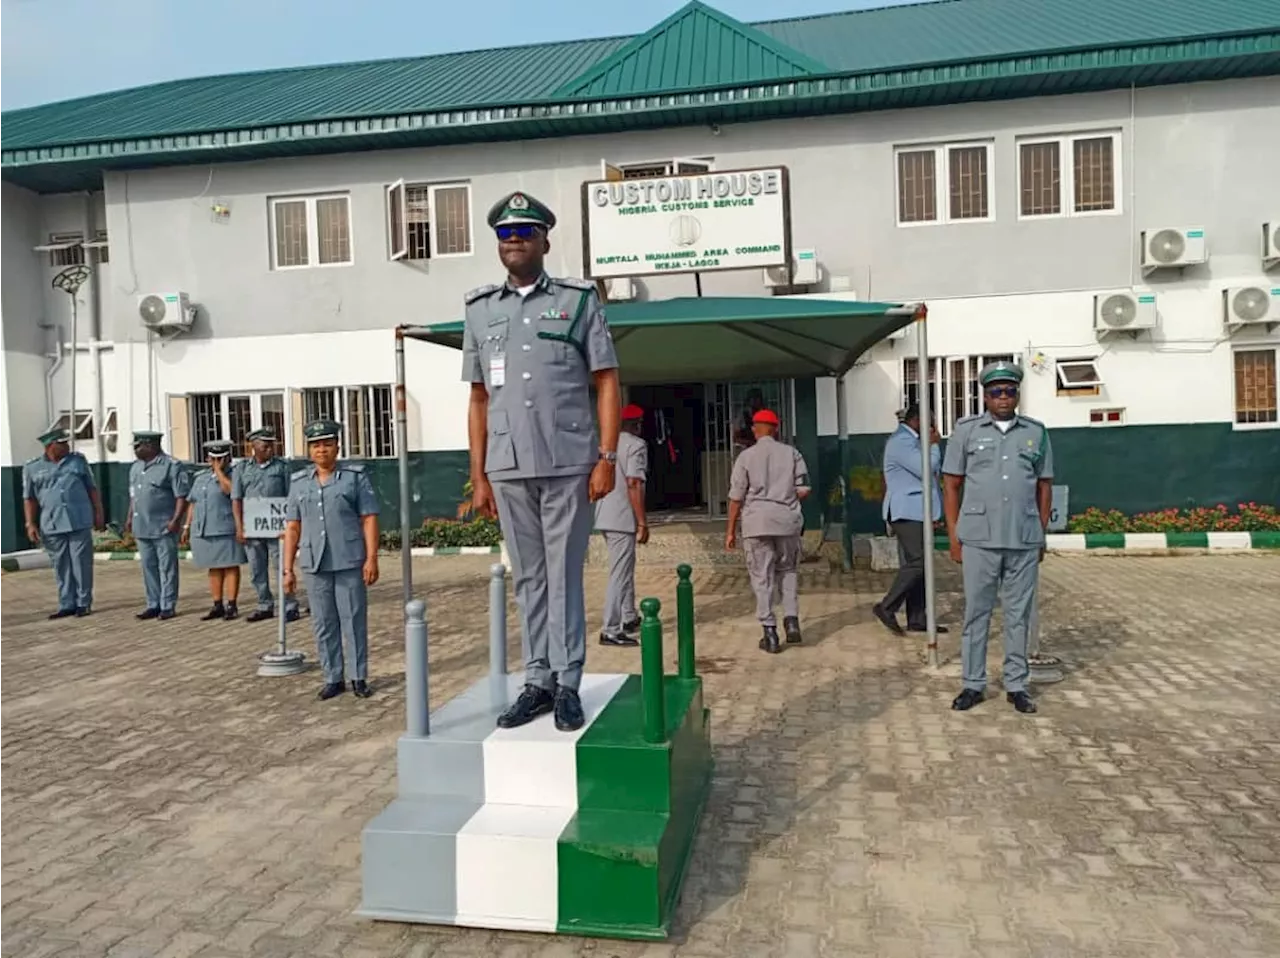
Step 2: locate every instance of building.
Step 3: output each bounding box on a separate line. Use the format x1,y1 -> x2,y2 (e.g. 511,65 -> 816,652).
3,0 -> 1280,554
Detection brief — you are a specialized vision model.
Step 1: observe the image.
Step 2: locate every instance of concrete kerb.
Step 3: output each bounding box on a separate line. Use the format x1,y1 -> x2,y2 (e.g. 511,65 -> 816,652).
1,544 -> 508,573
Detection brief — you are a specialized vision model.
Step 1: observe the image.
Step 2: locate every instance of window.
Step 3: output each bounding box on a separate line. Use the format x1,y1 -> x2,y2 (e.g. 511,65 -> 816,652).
902,354 -> 1017,437
187,392 -> 289,457
44,232 -> 85,268
301,385 -> 395,458
387,182 -> 472,261
53,409 -> 94,441
84,229 -> 109,265
1018,132 -> 1121,218
894,142 -> 993,225
1234,348 -> 1278,426
268,194 -> 352,269
606,158 -> 714,180
101,408 -> 119,453
1089,408 -> 1125,426
1055,358 -> 1104,396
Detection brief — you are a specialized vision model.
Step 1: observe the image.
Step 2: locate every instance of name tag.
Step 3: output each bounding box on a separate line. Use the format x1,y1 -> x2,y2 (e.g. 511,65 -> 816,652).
489,348 -> 506,387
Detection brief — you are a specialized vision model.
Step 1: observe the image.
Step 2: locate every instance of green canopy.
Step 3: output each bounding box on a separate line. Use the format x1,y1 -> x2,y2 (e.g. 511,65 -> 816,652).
402,296 -> 921,383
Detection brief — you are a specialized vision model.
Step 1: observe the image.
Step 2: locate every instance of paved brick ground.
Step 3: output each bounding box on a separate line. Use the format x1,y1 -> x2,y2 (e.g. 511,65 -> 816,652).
3,552 -> 1280,958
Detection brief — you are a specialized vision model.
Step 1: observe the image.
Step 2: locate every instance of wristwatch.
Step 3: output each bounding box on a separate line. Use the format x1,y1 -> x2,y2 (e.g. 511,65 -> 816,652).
598,449 -> 618,463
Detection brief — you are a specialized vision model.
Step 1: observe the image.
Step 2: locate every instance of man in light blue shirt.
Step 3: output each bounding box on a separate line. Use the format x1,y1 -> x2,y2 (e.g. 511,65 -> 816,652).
873,402 -> 947,636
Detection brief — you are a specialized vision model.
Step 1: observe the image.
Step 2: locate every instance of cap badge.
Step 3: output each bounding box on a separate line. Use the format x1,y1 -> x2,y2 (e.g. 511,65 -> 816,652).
509,193 -> 529,210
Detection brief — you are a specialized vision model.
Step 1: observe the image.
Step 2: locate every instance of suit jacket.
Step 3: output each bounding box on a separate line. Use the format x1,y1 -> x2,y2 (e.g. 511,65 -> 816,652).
881,424 -> 942,524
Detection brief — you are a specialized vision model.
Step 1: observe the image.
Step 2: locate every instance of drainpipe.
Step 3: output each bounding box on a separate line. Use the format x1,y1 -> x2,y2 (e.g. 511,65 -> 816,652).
85,192 -> 106,464
44,330 -> 65,427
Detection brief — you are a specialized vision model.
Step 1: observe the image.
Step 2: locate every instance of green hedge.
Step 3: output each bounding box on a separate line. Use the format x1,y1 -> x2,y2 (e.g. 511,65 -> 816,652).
1067,503 -> 1280,534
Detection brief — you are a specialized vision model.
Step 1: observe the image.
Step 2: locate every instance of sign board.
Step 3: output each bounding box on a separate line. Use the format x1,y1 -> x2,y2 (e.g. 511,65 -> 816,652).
582,166 -> 790,279
243,497 -> 289,539
1048,485 -> 1069,533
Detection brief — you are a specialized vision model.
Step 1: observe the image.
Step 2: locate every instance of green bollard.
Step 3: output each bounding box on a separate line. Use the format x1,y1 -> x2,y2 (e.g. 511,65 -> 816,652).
639,597 -> 666,744
676,564 -> 696,680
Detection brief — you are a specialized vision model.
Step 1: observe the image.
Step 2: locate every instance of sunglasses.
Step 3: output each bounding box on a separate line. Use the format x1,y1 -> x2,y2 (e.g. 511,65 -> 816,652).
495,224 -> 542,241
985,386 -> 1019,399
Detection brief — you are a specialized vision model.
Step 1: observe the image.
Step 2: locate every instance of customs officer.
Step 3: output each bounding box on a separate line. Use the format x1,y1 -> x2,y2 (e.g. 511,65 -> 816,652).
231,428 -> 300,622
126,430 -> 191,620
462,190 -> 621,732
282,419 -> 380,701
942,361 -> 1053,715
725,409 -> 811,654
595,403 -> 649,647
184,439 -> 247,620
22,426 -> 104,618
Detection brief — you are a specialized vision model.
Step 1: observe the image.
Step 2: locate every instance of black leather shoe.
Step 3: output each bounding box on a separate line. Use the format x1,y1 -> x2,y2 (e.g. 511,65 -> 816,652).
223,603 -> 238,621
200,604 -> 225,621
496,685 -> 555,729
318,682 -> 345,700
622,618 -> 641,635
599,631 -> 639,647
285,608 -> 301,623
351,680 -> 373,698
158,610 -> 176,621
554,687 -> 585,732
952,688 -> 985,711
783,616 -> 802,644
759,625 -> 782,654
48,608 -> 77,620
136,608 -> 160,620
75,608 -> 91,617
246,609 -> 273,623
872,603 -> 906,636
1007,691 -> 1038,714
908,623 -> 949,634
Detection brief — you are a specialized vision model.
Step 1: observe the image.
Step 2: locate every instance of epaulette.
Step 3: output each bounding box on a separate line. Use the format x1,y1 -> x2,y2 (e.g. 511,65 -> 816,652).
24,455 -> 42,466
550,276 -> 595,291
464,284 -> 501,305
291,468 -> 310,482
953,414 -> 980,428
345,463 -> 366,473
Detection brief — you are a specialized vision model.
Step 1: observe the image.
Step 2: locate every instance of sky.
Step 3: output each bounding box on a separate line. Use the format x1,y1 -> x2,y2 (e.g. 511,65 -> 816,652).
0,0 -> 923,112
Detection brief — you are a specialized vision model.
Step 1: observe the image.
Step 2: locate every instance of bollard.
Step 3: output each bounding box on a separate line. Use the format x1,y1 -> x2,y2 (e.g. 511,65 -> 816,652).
488,563 -> 508,706
405,600 -> 430,737
639,597 -> 666,744
676,564 -> 696,680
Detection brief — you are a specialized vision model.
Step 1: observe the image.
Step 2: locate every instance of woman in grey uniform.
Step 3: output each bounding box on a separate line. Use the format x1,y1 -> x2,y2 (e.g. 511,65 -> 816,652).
184,439 -> 247,620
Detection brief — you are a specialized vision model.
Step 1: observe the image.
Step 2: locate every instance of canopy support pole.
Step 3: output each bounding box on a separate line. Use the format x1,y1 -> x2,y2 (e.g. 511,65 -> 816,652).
395,328 -> 412,607
915,308 -> 940,669
834,372 -> 852,572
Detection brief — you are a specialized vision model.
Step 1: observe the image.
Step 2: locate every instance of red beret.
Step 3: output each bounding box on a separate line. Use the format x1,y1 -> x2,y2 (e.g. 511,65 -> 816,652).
752,409 -> 780,426
621,403 -> 645,420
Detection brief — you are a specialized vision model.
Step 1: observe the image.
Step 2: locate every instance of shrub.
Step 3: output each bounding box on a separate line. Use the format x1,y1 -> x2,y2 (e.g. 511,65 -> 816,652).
1067,503 -> 1280,534
380,516 -> 503,551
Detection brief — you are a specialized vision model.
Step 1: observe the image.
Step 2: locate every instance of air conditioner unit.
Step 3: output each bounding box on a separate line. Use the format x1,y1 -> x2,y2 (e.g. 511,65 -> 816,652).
138,292 -> 194,332
1263,221 -> 1280,268
604,277 -> 634,301
1094,291 -> 1158,333
763,249 -> 820,288
1223,285 -> 1280,326
1141,227 -> 1207,271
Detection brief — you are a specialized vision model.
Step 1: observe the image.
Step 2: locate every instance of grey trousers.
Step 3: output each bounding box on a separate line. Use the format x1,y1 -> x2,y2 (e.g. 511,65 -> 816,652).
881,519 -> 926,629
744,535 -> 801,627
307,567 -> 368,684
137,533 -> 179,612
600,531 -> 638,637
492,475 -> 593,692
245,539 -> 299,613
46,528 -> 94,611
960,545 -> 1039,694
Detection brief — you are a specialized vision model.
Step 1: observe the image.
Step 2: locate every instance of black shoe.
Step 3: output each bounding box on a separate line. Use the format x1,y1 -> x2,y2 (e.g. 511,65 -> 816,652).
200,603 -> 225,621
872,603 -> 906,636
1007,691 -> 1038,714
783,616 -> 802,644
496,685 -> 555,729
759,625 -> 782,654
158,610 -> 176,621
599,631 -> 639,647
351,680 -> 373,698
554,687 -> 585,732
622,618 -> 641,635
318,682 -> 345,701
223,603 -> 238,621
908,623 -> 950,634
48,608 -> 77,620
952,688 -> 985,711
136,608 -> 160,620
246,609 -> 274,623
285,608 -> 302,623
75,608 -> 91,617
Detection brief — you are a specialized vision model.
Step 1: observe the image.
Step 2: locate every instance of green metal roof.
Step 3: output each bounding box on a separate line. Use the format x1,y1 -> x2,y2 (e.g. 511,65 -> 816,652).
403,296 -> 919,382
4,0 -> 1280,193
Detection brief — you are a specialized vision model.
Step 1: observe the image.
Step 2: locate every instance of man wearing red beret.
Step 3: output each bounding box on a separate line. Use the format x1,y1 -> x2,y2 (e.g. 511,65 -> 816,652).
725,409 -> 811,653
594,403 -> 649,646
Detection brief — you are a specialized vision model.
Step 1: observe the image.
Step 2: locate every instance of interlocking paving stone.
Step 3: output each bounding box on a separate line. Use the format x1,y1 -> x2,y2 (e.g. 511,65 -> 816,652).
3,552 -> 1280,956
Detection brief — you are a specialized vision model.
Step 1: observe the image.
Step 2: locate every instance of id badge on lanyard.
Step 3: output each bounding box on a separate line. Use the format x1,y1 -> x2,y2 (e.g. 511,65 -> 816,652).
489,346 -> 506,388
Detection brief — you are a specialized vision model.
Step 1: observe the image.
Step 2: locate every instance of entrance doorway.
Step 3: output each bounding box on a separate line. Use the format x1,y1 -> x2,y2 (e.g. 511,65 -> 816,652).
625,379 -> 796,522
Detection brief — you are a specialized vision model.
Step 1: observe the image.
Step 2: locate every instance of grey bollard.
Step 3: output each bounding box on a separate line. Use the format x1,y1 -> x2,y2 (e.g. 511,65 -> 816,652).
489,563 -> 508,706
405,600 -> 429,738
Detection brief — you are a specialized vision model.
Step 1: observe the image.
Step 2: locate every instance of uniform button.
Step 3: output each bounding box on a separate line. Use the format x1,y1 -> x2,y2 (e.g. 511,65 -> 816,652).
523,317 -> 531,325
522,372 -> 532,380
1002,475 -> 1008,480
522,344 -> 531,351
524,400 -> 534,408
1002,455 -> 1008,460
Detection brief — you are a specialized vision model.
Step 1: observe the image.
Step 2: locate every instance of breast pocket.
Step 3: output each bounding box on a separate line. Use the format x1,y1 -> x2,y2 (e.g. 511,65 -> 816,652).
956,501 -> 989,543
552,408 -> 595,469
966,438 -> 996,469
486,408 -> 518,474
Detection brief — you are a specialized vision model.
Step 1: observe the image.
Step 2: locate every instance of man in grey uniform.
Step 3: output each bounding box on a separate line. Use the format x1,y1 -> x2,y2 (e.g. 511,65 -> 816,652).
282,419 -> 381,701
943,360 -> 1053,715
595,403 -> 649,647
725,409 -> 811,654
126,430 -> 191,620
463,190 -> 621,732
22,426 -> 105,618
232,428 -> 301,623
